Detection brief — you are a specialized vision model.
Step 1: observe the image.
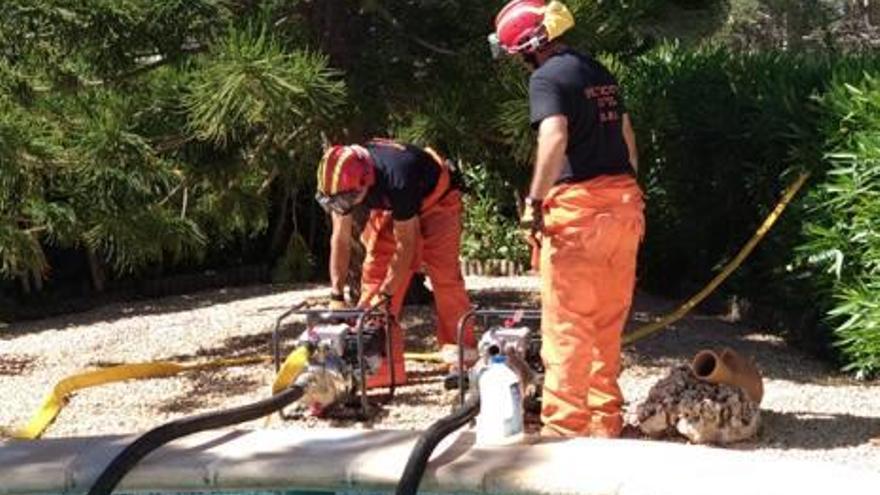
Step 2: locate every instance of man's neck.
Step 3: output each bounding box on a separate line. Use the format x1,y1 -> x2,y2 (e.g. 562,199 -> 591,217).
535,42 -> 566,66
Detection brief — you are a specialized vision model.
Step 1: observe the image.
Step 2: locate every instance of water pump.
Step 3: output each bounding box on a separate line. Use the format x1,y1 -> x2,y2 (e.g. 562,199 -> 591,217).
272,305 -> 394,418
452,309 -> 543,411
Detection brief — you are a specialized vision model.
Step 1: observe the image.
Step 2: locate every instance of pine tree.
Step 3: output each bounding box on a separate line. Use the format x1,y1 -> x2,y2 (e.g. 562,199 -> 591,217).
0,1 -> 345,293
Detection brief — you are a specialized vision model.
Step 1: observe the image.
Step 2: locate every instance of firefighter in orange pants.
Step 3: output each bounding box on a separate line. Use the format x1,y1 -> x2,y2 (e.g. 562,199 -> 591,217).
315,139 -> 476,388
490,0 -> 645,438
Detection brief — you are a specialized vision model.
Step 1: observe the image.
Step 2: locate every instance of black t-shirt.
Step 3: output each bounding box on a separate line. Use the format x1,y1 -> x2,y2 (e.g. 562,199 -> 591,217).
363,141 -> 441,220
529,48 -> 632,183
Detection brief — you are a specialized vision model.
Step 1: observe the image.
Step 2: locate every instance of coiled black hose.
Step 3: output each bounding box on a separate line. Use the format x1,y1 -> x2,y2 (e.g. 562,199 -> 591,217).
87,383 -> 307,495
394,393 -> 480,495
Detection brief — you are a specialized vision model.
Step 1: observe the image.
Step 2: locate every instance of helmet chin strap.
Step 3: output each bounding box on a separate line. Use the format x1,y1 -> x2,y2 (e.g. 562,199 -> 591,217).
510,27 -> 548,55
524,35 -> 544,52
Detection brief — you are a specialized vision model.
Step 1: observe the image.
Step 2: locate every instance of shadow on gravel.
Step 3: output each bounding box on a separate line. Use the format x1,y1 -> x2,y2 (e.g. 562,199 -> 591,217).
753,410 -> 880,450
159,322 -> 307,364
468,289 -> 540,308
0,354 -> 35,375
405,367 -> 446,385
623,292 -> 839,385
2,283 -> 322,340
158,369 -> 261,415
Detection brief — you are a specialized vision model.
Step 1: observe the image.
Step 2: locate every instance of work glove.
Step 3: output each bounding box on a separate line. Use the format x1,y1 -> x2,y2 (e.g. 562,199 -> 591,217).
361,290 -> 393,312
520,197 -> 544,270
329,292 -> 349,311
520,197 -> 544,239
365,292 -> 392,315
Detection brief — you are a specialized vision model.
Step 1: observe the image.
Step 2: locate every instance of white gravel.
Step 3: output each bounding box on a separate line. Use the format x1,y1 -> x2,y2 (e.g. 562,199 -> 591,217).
2,276 -> 878,473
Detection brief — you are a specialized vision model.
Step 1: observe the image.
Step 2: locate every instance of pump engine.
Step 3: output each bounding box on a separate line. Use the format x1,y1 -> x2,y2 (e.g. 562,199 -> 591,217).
273,307 -> 393,418
450,309 -> 543,412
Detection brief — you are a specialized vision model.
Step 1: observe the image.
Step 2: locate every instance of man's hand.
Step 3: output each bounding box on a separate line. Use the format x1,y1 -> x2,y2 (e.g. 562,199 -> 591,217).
520,197 -> 544,271
359,291 -> 393,311
520,197 -> 544,246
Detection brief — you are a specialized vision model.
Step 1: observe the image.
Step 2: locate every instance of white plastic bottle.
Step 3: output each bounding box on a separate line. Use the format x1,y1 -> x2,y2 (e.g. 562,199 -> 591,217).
475,355 -> 524,446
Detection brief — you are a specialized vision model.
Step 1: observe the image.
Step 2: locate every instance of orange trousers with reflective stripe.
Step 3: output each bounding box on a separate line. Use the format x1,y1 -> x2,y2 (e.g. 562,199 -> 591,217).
358,190 -> 475,387
539,174 -> 644,438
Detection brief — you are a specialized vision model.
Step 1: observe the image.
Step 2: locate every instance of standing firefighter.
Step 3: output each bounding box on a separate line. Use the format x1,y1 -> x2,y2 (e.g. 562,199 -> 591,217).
490,0 -> 645,438
315,139 -> 476,388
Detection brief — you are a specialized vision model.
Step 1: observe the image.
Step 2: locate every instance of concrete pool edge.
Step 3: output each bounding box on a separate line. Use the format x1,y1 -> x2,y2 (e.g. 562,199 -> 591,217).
1,427 -> 878,495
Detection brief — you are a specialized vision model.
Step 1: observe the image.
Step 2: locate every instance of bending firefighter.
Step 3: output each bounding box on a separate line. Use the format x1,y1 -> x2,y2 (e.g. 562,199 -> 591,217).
491,0 -> 645,438
315,139 -> 476,388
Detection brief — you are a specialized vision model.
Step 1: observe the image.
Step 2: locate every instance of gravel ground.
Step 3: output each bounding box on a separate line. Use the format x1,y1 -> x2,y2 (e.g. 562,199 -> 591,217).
2,276 -> 879,473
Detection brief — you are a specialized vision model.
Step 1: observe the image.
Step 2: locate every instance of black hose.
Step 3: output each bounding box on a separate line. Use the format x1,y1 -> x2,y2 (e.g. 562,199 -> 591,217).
394,393 -> 480,495
87,383 -> 307,495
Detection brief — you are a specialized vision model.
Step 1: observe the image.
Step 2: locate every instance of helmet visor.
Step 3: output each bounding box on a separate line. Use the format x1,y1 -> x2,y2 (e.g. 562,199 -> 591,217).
315,190 -> 362,215
488,30 -> 549,59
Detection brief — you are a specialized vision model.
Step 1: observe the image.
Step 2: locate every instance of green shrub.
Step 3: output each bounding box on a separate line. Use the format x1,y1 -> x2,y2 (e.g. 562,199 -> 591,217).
460,164 -> 529,266
620,45 -> 831,296
618,45 -> 880,374
798,75 -> 880,378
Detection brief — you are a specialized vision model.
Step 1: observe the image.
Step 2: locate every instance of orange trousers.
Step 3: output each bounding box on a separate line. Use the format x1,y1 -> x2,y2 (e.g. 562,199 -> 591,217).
539,175 -> 644,438
358,190 -> 476,387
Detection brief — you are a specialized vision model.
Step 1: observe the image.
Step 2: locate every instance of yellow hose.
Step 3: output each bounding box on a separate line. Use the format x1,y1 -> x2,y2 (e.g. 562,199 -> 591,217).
8,356 -> 268,440
271,346 -> 310,394
5,173 -> 809,439
624,171 -> 811,345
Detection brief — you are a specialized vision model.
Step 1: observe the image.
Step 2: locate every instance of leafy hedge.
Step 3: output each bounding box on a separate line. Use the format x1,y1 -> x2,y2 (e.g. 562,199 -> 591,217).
799,75 -> 880,377
614,45 -> 880,376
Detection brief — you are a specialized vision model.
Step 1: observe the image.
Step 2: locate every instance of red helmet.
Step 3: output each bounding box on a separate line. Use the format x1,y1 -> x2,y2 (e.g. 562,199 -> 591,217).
316,145 -> 375,196
491,0 -> 574,56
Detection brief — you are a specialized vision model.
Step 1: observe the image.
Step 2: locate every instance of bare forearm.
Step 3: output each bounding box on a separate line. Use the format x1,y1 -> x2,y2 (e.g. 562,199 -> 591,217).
529,137 -> 566,198
380,219 -> 419,296
381,242 -> 415,295
329,214 -> 352,294
329,240 -> 350,294
529,115 -> 569,199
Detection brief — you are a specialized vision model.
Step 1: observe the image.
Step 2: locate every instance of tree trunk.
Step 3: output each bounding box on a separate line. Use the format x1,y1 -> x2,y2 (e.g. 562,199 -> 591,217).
269,185 -> 292,259
303,0 -> 358,69
30,268 -> 43,293
308,195 -> 319,255
866,0 -> 880,26
87,248 -> 107,293
18,272 -> 31,295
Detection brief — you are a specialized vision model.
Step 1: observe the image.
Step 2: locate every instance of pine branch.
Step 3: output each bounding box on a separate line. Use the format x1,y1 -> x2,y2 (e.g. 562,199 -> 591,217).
373,4 -> 457,56
32,44 -> 207,93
